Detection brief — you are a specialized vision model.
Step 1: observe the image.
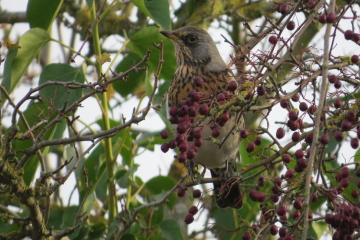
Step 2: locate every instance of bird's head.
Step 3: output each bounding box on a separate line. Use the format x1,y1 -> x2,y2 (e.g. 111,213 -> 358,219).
160,26 -> 228,72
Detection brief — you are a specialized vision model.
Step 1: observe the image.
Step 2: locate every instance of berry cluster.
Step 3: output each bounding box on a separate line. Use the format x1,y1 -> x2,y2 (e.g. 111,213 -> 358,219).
160,77 -> 241,164
181,189 -> 201,224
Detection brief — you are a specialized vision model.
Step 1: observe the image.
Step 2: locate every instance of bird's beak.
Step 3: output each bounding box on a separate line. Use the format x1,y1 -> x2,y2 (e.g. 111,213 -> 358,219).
160,31 -> 180,41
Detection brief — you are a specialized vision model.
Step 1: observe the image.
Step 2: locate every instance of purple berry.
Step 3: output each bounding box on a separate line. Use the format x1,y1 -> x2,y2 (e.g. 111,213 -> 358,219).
188,206 -> 198,215
287,20 -> 295,30
246,142 -> 255,153
276,128 -> 285,139
227,81 -> 238,92
184,213 -> 194,224
269,36 -> 278,44
193,189 -> 201,198
345,30 -> 354,40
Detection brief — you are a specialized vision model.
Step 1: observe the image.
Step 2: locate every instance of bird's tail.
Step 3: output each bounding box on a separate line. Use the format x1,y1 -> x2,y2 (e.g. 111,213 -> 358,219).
210,169 -> 242,209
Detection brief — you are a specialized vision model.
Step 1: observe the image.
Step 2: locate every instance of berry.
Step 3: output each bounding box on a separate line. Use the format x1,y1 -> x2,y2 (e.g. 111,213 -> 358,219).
178,188 -> 186,197
345,30 -> 354,40
212,128 -> 220,137
270,225 -> 278,235
345,110 -> 356,122
352,189 -> 359,198
169,107 -> 178,117
325,214 -> 333,224
258,176 -> 266,187
275,177 -> 282,186
341,178 -> 350,188
334,79 -> 342,89
342,167 -> 350,178
178,105 -> 188,117
194,77 -> 204,87
356,168 -> 360,177
178,141 -> 188,152
193,129 -> 202,139
297,158 -> 307,168
269,36 -> 278,44
254,136 -> 262,146
199,103 -> 209,115
288,111 -> 298,121
177,152 -> 187,163
279,228 -> 287,237
184,213 -> 194,224
242,231 -> 251,240
217,93 -> 225,102
335,131 -> 344,142
318,14 -> 327,24
280,99 -> 288,108
276,3 -> 284,12
305,132 -> 314,144
250,190 -> 259,201
194,138 -> 202,147
311,192 -> 318,202
291,94 -> 300,102
220,113 -> 229,123
188,106 -> 197,117
186,149 -> 195,159
240,129 -> 249,138
308,105 -> 317,114
353,33 -> 360,42
246,142 -> 255,152
287,21 -> 295,30
280,4 -> 289,14
351,138 -> 359,149
333,98 -> 342,108
328,75 -> 337,83
270,194 -> 280,203
177,122 -> 187,134
160,130 -> 169,139
351,55 -> 359,63
294,164 -> 304,173
257,192 -> 266,202
293,210 -> 301,220
277,205 -> 287,216
293,199 -> 303,210
295,149 -> 304,159
358,180 -> 360,189
227,81 -> 238,92
299,102 -> 308,111
193,189 -> 201,198
161,143 -> 169,153
326,12 -> 336,23
257,85 -> 266,96
168,139 -> 177,149
282,154 -> 291,163
320,134 -> 330,145
276,128 -> 285,139
188,206 -> 198,215
288,120 -> 299,131
341,120 -> 352,131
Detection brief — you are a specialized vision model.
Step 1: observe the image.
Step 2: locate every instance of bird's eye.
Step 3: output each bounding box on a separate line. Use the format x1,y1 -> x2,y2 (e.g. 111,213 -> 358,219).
187,35 -> 197,43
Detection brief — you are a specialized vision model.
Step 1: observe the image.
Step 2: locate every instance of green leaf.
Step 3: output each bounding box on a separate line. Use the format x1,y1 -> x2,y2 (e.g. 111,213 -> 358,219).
27,0 -> 63,31
309,221 -> 327,239
114,53 -> 146,97
127,26 -> 176,81
159,220 -> 183,240
132,0 -> 170,30
145,176 -> 174,194
39,64 -> 85,109
115,164 -> 139,188
1,28 -> 50,102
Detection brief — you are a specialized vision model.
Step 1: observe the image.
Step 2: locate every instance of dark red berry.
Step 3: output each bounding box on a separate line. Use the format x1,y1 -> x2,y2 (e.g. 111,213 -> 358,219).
254,136 -> 262,146
177,123 -> 187,134
292,210 -> 301,220
305,132 -> 314,144
282,154 -> 291,163
341,178 -> 350,188
257,85 -> 266,96
240,129 -> 248,138
345,30 -> 354,40
287,120 -> 299,131
295,149 -> 304,159
199,104 -> 209,115
333,98 -> 342,108
169,107 -> 177,117
311,192 -> 318,202
212,128 -> 220,137
177,152 -> 187,163
291,94 -> 300,102
242,231 -> 251,240
335,131 -> 344,142
357,180 -> 360,189
280,4 -> 289,15
193,189 -> 201,198
246,142 -> 255,152
342,167 -> 350,178
353,33 -> 360,42
280,99 -> 288,108
178,188 -> 186,197
352,189 -> 359,198
276,3 -> 284,12
276,128 -> 285,139
250,190 -> 259,201
217,93 -> 225,102
288,111 -> 298,121
186,149 -> 195,159
328,75 -> 337,83
334,79 -> 342,89
297,158 -> 307,168
184,213 -> 194,224
351,138 -> 359,149
161,143 -> 169,153
178,141 -> 188,152
194,77 -> 204,87
270,225 -> 278,235
320,134 -> 330,145
193,129 -> 202,139
318,14 -> 327,24
356,168 -> 360,177
294,164 -> 304,173
160,130 -> 169,139
227,81 -> 237,92
194,138 -> 202,147
287,21 -> 295,30
279,228 -> 287,237
299,102 -> 308,111
258,176 -> 265,187
257,192 -> 266,202
341,120 -> 352,131
168,139 -> 177,149
325,214 -> 333,224
308,105 -> 317,114
352,55 -> 359,63
326,12 -> 336,23
220,113 -> 229,123
270,194 -> 279,203
188,206 -> 198,215
269,36 -> 278,44
277,205 -> 287,216
293,199 -> 303,210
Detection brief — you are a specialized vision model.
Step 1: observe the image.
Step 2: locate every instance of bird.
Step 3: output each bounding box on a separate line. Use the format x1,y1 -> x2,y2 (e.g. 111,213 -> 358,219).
160,26 -> 244,209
